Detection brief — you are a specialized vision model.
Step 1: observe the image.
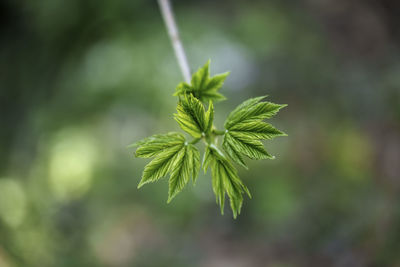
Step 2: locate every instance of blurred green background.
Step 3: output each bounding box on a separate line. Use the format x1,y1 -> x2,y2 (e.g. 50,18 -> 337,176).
1,0 -> 400,266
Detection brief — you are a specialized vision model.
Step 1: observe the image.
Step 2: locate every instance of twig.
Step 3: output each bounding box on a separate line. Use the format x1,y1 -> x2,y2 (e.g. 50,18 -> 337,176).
157,0 -> 191,83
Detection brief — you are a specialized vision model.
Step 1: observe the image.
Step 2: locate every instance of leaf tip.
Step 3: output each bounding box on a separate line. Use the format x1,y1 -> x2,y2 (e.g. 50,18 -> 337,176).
278,104 -> 288,110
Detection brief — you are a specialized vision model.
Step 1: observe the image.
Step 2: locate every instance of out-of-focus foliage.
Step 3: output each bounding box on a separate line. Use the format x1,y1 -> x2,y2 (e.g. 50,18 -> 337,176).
1,0 -> 400,266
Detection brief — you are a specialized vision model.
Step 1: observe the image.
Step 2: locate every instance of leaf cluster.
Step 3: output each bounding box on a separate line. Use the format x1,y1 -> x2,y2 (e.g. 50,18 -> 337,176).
174,60 -> 228,103
131,61 -> 286,218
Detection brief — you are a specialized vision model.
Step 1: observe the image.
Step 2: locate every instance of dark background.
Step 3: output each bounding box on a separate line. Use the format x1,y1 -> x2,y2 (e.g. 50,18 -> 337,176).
1,0 -> 400,266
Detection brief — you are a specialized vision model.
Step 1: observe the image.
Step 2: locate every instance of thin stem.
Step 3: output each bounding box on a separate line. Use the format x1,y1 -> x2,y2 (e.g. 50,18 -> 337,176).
190,138 -> 201,145
157,0 -> 191,83
212,129 -> 226,136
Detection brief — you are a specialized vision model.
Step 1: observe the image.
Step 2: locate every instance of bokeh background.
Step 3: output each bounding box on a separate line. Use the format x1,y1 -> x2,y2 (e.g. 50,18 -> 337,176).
1,0 -> 400,266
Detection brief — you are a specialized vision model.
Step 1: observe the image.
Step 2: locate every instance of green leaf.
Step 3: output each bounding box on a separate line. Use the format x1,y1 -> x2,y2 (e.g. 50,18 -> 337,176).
191,60 -> 210,91
133,132 -> 185,158
135,134 -> 200,202
174,94 -> 206,138
211,158 -> 226,215
225,96 -> 286,129
168,145 -> 190,202
168,143 -> 201,202
205,72 -> 230,92
174,94 -> 215,138
188,144 -> 200,184
224,96 -> 266,127
207,146 -> 251,218
205,100 -> 214,134
222,135 -> 247,169
138,143 -> 184,188
173,82 -> 192,96
174,60 -> 229,103
202,145 -> 213,174
202,144 -> 224,174
223,96 -> 286,166
229,121 -> 287,140
224,131 -> 273,160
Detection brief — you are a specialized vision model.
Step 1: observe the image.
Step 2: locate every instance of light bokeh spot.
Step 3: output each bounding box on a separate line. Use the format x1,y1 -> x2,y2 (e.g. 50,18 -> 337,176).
48,129 -> 97,201
0,178 -> 27,228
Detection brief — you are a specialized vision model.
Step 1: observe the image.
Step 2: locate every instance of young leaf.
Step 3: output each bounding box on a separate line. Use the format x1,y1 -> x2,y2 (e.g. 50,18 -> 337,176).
133,132 -> 185,158
174,94 -> 206,138
207,145 -> 251,218
205,100 -> 214,134
138,142 -> 184,188
224,131 -> 273,160
211,158 -> 225,214
224,96 -> 286,129
202,144 -> 224,174
135,132 -> 200,202
222,96 -> 286,166
205,73 -> 229,94
202,145 -> 213,173
174,60 -> 229,103
174,94 -> 214,138
174,82 -> 192,96
222,134 -> 247,169
188,144 -> 200,184
228,121 -> 286,140
168,143 -> 201,202
191,60 -> 210,92
168,145 -> 190,202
